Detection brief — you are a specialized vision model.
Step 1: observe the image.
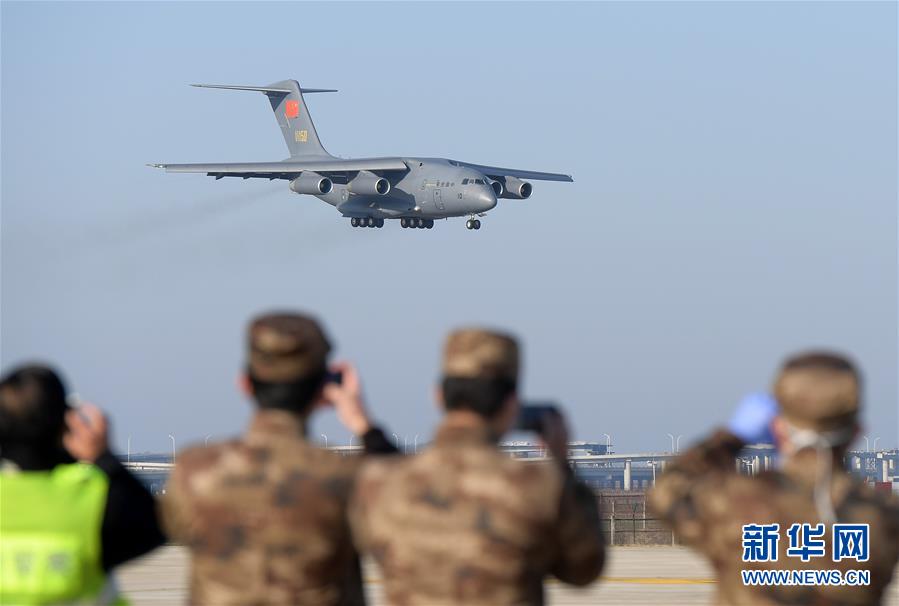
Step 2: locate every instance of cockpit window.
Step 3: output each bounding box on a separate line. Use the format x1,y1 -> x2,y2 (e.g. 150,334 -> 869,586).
462,178 -> 469,185
474,179 -> 484,185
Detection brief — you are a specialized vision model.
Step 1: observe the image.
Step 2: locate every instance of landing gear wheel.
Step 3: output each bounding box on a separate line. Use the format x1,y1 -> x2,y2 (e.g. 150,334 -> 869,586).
400,218 -> 408,228
425,220 -> 434,229
413,218 -> 422,229
466,219 -> 474,230
351,217 -> 359,227
376,218 -> 384,228
474,220 -> 481,230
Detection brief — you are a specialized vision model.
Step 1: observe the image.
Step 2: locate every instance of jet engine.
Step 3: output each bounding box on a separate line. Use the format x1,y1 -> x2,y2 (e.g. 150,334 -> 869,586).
348,171 -> 391,196
499,177 -> 533,200
289,172 -> 333,195
486,179 -> 504,197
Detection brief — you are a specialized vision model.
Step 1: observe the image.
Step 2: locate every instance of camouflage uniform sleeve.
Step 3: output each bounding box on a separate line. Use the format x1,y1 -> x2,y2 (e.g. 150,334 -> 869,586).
648,429 -> 744,549
347,458 -> 389,555
158,456 -> 193,544
549,471 -> 606,586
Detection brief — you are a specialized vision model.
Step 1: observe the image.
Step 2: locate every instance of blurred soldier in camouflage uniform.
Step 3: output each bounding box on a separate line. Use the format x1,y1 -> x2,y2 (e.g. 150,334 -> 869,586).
350,328 -> 605,605
161,312 -> 396,605
650,351 -> 899,605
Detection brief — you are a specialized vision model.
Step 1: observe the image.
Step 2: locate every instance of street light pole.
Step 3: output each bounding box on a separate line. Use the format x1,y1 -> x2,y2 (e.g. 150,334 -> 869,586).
863,436 -> 870,452
413,435 -> 419,453
127,435 -> 131,465
676,435 -> 683,453
602,433 -> 611,452
168,434 -> 176,464
320,434 -> 328,449
667,433 -> 675,453
872,437 -> 880,451
204,435 -> 211,447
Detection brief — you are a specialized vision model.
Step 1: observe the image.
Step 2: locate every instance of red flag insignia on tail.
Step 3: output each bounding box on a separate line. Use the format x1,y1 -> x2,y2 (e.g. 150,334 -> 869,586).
285,100 -> 300,119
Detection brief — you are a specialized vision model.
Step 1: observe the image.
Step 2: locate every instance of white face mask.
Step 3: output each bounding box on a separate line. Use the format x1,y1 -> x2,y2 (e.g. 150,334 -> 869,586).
782,421 -> 856,525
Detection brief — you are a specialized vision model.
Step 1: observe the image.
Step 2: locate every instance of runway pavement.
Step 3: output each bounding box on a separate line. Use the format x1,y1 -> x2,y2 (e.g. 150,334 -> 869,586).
117,545 -> 898,605
116,545 -> 716,604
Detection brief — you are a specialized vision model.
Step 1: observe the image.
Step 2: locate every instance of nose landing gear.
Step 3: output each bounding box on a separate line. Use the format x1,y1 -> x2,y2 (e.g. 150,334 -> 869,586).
465,218 -> 482,230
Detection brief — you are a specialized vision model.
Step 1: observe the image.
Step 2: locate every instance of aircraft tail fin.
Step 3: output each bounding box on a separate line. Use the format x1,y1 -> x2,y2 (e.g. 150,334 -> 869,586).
191,80 -> 335,158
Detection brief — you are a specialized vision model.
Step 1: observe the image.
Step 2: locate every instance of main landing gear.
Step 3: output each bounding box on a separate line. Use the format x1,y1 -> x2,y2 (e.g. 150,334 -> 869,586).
401,218 -> 434,229
351,217 -> 384,228
465,218 -> 482,230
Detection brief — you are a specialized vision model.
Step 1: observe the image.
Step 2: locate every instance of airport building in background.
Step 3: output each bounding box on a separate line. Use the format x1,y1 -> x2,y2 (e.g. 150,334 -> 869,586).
124,440 -> 899,496
122,440 -> 898,546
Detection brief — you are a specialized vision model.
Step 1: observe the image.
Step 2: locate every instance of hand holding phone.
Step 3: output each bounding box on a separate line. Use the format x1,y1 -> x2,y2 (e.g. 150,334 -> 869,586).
322,361 -> 372,437
516,402 -> 569,467
515,403 -> 561,434
63,403 -> 109,463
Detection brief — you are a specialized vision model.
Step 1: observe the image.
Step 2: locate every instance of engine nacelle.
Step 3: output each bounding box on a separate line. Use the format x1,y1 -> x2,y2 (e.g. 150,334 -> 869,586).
289,172 -> 333,195
348,171 -> 391,196
486,179 -> 504,197
499,177 -> 533,200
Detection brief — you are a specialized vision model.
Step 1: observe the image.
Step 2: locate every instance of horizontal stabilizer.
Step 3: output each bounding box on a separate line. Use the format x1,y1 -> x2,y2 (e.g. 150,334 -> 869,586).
191,84 -> 337,94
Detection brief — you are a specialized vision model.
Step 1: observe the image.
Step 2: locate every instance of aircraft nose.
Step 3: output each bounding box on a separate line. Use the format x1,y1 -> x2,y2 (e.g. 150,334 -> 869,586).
476,186 -> 497,211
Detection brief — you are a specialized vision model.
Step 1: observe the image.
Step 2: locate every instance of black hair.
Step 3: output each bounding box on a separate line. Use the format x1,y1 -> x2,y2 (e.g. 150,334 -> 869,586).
441,376 -> 516,419
0,364 -> 69,447
248,368 -> 327,415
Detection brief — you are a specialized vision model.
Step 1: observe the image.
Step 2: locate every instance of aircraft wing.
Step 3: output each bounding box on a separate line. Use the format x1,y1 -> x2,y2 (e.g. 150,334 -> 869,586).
455,161 -> 573,182
148,158 -> 409,179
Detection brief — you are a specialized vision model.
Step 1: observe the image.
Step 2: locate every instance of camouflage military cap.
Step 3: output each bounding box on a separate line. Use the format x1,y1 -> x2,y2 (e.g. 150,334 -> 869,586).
442,328 -> 519,382
247,312 -> 331,382
773,351 -> 860,431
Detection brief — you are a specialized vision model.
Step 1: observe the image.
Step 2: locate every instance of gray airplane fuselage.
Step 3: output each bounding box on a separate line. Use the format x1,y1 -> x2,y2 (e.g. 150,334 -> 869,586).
314,158 -> 496,220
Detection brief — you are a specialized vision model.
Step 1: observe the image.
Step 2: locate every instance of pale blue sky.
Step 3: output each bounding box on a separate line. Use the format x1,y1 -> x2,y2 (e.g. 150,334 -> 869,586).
2,1 -> 896,453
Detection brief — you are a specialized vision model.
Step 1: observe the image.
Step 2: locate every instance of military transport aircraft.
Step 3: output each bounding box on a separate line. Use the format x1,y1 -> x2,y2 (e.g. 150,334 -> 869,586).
150,80 -> 572,231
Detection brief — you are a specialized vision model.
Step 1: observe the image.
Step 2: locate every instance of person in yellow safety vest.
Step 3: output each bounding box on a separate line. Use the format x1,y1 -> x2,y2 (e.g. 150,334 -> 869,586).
0,364 -> 165,605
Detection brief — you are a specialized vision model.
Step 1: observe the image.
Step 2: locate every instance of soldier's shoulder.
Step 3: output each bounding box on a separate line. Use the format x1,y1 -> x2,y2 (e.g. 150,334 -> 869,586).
175,439 -> 242,471
720,471 -> 797,509
165,440 -> 244,508
358,454 -> 405,484
352,455 -> 407,507
751,470 -> 791,489
488,453 -> 568,505
304,443 -> 362,476
845,479 -> 899,518
502,452 -> 564,480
